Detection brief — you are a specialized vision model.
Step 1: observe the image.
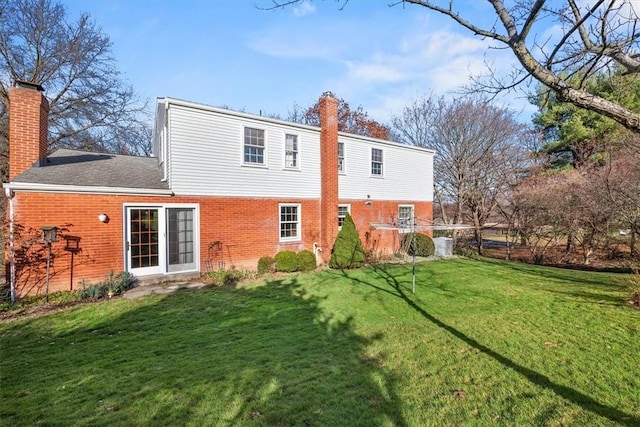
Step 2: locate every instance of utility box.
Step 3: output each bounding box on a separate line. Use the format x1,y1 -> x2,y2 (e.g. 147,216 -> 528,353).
433,237 -> 453,257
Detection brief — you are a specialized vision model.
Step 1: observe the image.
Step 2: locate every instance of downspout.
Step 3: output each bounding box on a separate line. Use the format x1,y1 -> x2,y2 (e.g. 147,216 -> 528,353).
313,242 -> 322,263
5,187 -> 15,302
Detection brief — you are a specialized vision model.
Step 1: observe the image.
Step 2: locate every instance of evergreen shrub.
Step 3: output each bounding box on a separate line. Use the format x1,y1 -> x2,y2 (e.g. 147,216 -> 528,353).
257,256 -> 275,275
329,213 -> 365,269
275,250 -> 299,272
297,250 -> 317,271
402,233 -> 435,257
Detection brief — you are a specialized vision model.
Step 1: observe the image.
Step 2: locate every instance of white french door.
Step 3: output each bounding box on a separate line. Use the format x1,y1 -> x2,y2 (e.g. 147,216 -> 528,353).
126,205 -> 198,276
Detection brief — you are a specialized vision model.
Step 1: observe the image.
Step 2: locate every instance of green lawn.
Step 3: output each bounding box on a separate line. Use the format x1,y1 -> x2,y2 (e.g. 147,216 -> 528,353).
1,259 -> 638,426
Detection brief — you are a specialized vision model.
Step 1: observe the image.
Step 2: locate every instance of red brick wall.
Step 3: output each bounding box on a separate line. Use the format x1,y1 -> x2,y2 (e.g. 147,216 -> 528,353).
9,85 -> 49,181
341,199 -> 433,259
319,93 -> 339,264
8,192 -> 323,296
8,191 -> 431,296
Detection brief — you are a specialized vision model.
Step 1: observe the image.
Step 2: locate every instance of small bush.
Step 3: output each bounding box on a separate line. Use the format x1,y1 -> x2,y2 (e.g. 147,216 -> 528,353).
257,256 -> 275,275
275,250 -> 299,272
79,284 -> 108,301
330,214 -> 365,269
208,270 -> 240,287
78,271 -> 138,301
297,250 -> 317,271
402,233 -> 435,257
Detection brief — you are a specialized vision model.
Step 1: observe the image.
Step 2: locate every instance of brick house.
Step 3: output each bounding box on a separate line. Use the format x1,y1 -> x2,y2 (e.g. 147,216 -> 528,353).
4,81 -> 434,297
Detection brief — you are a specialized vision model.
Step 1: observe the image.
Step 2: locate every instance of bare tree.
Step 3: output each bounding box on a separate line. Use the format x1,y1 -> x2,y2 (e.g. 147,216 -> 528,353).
512,171 -> 567,264
269,0 -> 640,132
604,146 -> 640,256
392,94 -> 528,254
403,0 -> 640,133
0,0 -> 151,181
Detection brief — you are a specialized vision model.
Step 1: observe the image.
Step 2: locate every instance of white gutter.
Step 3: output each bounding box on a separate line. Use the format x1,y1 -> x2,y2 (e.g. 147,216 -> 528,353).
4,187 -> 15,302
4,182 -> 174,196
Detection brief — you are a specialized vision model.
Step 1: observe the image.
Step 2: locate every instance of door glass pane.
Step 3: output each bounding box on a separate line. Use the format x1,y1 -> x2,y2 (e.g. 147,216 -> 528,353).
130,208 -> 159,268
168,208 -> 194,267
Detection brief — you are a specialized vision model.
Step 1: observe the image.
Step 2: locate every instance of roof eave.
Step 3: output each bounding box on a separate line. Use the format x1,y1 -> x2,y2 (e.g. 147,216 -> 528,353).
4,182 -> 174,197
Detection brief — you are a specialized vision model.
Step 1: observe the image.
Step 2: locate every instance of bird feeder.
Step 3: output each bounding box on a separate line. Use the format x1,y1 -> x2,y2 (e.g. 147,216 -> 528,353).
41,226 -> 58,243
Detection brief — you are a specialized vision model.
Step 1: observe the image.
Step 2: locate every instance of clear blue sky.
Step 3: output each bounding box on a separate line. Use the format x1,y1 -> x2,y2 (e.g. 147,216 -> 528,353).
61,0 -> 535,124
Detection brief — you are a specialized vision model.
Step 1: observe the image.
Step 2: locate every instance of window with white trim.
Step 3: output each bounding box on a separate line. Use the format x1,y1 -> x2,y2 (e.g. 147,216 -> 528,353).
338,204 -> 351,229
398,205 -> 414,228
279,204 -> 301,241
371,148 -> 383,176
244,127 -> 265,165
338,142 -> 345,173
285,134 -> 298,168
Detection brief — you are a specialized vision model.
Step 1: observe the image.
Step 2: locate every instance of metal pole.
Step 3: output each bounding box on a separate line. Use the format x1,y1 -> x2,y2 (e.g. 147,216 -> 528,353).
69,251 -> 75,291
412,216 -> 416,294
45,242 -> 51,303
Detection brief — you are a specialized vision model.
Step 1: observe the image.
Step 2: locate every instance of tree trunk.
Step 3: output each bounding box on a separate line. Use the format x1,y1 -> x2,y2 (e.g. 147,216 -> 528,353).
565,232 -> 575,253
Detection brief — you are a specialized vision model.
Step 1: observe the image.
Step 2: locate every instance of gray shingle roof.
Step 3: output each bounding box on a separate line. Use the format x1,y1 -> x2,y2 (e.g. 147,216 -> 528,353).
12,149 -> 168,190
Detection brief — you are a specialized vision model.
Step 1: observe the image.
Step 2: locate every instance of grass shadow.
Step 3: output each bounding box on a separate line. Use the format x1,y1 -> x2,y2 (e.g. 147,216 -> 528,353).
483,258 -> 630,306
0,278 -> 406,426
342,263 -> 639,427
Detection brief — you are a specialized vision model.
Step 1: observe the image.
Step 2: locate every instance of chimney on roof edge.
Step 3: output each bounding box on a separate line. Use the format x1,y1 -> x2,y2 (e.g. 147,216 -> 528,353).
8,80 -> 49,180
318,92 -> 339,264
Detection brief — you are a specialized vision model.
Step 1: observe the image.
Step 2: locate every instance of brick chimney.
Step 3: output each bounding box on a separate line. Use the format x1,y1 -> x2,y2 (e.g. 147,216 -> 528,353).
9,80 -> 49,181
319,91 -> 339,263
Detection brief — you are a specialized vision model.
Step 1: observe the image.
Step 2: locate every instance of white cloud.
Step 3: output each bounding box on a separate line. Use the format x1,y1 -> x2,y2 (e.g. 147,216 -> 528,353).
344,60 -> 406,83
292,1 -> 316,17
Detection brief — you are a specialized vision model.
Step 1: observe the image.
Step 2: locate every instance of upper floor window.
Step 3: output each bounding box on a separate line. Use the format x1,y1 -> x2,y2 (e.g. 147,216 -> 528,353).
244,127 -> 265,165
338,204 -> 351,229
338,142 -> 345,173
280,204 -> 301,241
398,205 -> 414,228
371,148 -> 383,176
285,134 -> 298,168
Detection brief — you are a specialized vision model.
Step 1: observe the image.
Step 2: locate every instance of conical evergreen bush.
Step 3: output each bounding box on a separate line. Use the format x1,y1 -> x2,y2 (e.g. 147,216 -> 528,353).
329,213 -> 365,269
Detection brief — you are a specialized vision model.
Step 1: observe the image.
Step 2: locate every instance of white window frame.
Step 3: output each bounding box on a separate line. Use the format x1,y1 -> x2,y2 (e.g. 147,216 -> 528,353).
398,204 -> 414,232
243,126 -> 267,166
284,133 -> 299,169
279,203 -> 301,242
338,204 -> 351,229
338,142 -> 345,173
371,147 -> 383,177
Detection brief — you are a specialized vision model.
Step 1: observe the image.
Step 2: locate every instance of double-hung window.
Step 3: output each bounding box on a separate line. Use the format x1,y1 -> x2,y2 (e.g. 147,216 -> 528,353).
244,127 -> 265,165
338,204 -> 351,229
338,142 -> 345,173
371,148 -> 383,176
285,134 -> 298,168
280,204 -> 301,241
398,205 -> 414,229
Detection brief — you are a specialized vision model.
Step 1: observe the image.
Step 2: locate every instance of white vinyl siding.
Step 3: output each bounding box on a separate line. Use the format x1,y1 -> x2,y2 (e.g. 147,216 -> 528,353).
279,204 -> 301,241
285,134 -> 299,169
156,98 -> 433,202
166,104 -> 320,198
338,135 -> 433,202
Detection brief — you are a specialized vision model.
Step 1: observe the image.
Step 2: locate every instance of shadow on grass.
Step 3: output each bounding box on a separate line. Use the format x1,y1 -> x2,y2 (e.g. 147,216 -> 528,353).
484,258 -> 630,306
344,264 -> 639,427
0,278 -> 406,426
